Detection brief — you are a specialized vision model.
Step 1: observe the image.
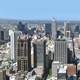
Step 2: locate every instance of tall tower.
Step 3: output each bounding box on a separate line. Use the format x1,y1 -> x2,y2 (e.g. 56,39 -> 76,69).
0,27 -> 9,43
54,39 -> 68,64
51,18 -> 57,40
16,35 -> 31,73
33,39 -> 47,70
9,30 -> 22,61
64,22 -> 71,39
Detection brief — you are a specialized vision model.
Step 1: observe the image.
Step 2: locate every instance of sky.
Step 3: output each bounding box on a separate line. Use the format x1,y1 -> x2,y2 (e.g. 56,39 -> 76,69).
0,0 -> 80,20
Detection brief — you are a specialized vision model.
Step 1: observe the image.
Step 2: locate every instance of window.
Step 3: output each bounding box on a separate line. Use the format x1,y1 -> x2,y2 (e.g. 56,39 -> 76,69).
21,42 -> 23,47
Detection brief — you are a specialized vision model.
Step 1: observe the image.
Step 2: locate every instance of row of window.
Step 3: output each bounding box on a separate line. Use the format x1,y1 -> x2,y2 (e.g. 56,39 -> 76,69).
17,60 -> 28,71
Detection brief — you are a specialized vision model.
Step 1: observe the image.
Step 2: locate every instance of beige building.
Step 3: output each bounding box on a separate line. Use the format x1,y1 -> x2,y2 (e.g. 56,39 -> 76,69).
16,35 -> 31,73
54,40 -> 68,64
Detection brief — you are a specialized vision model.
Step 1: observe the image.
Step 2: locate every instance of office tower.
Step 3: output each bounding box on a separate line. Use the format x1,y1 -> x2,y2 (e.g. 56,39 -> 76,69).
9,30 -> 22,61
17,21 -> 26,34
75,38 -> 80,49
65,31 -> 71,39
56,30 -> 62,39
16,35 -> 31,72
74,25 -> 80,37
33,39 -> 47,71
0,27 -> 9,43
33,43 -> 37,68
74,25 -> 80,33
36,24 -> 45,37
64,22 -> 72,39
45,23 -> 52,35
54,40 -> 68,64
51,19 -> 57,40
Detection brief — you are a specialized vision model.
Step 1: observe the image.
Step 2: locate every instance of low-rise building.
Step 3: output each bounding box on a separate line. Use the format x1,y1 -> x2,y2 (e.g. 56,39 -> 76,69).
57,65 -> 67,80
52,61 -> 60,78
67,64 -> 77,79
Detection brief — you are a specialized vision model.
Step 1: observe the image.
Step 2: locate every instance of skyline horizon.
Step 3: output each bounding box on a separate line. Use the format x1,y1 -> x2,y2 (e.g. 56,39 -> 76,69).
1,17 -> 80,21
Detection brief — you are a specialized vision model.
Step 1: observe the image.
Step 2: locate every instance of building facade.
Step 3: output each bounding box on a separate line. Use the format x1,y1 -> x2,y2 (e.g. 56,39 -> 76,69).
9,30 -> 22,61
0,27 -> 9,44
33,39 -> 46,67
16,35 -> 31,73
52,61 -> 60,78
33,39 -> 48,72
64,22 -> 72,39
54,40 -> 68,64
45,23 -> 52,35
51,20 -> 57,40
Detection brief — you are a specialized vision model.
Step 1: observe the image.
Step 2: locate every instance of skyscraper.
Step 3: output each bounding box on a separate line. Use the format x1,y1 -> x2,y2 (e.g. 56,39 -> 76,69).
9,30 -> 22,61
45,23 -> 52,35
16,35 -> 31,73
64,22 -> 72,39
51,19 -> 57,40
0,27 -> 9,44
17,21 -> 26,34
54,39 -> 68,64
33,39 -> 47,71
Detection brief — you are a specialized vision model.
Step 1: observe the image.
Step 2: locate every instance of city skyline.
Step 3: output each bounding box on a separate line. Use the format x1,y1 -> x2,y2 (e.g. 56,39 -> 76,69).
0,0 -> 80,79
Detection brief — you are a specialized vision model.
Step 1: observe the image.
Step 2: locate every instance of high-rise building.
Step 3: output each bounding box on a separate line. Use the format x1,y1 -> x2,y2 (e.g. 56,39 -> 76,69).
16,35 -> 31,73
33,39 -> 48,72
0,27 -> 9,44
64,22 -> 72,39
9,30 -> 22,61
33,43 -> 37,68
51,20 -> 57,40
17,21 -> 26,34
54,40 -> 68,64
45,23 -> 52,35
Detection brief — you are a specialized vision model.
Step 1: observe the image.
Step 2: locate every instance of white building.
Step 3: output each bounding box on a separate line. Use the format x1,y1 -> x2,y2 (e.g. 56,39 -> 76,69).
9,30 -> 22,61
57,65 -> 67,80
52,61 -> 60,78
51,19 -> 57,40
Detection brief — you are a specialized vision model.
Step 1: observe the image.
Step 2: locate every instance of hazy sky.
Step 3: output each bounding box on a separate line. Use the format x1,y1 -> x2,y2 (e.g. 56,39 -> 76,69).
0,0 -> 80,20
